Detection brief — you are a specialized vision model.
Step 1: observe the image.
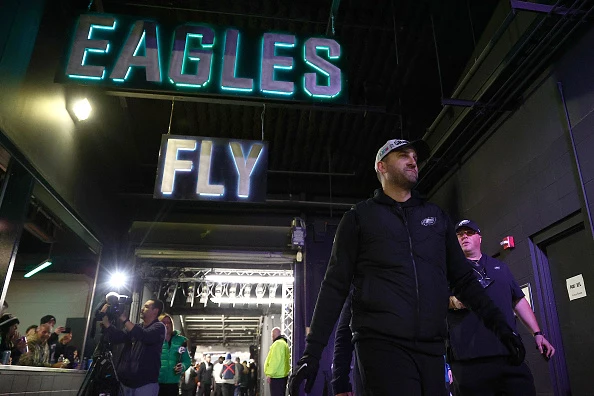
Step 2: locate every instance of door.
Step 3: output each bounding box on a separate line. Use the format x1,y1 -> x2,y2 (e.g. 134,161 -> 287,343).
542,225 -> 594,396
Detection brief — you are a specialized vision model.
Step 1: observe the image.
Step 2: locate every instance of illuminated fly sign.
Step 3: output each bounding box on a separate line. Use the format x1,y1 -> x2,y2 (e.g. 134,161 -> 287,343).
59,14 -> 346,102
154,135 -> 268,202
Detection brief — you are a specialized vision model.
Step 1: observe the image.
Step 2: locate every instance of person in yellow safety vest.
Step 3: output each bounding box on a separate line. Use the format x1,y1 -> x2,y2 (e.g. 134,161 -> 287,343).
264,327 -> 290,396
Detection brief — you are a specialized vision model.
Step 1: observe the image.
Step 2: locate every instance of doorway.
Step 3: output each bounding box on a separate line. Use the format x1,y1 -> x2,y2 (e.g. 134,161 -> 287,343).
531,216 -> 594,396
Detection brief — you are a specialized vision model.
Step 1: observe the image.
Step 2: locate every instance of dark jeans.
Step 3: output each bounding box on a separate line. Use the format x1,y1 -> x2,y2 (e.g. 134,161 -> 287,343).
221,383 -> 235,396
269,377 -> 287,396
451,357 -> 536,396
181,387 -> 197,396
197,383 -> 212,396
213,383 -> 223,396
159,383 -> 179,396
355,339 -> 447,396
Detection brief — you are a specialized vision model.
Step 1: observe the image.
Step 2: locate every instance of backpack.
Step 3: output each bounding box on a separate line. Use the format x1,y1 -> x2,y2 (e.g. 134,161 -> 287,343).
221,362 -> 235,380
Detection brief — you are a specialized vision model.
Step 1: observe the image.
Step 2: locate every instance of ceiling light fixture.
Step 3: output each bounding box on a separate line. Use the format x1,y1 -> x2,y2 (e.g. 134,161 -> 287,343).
210,297 -> 290,305
25,241 -> 54,278
24,259 -> 52,278
71,98 -> 92,121
204,274 -> 294,283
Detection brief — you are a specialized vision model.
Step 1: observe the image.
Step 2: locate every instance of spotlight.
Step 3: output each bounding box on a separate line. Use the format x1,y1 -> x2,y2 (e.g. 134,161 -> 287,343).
24,259 -> 52,278
186,283 -> 196,306
109,272 -> 128,288
215,284 -> 223,298
200,284 -> 209,306
255,284 -> 266,299
268,283 -> 279,298
243,284 -> 252,298
228,283 -> 237,299
71,98 -> 92,121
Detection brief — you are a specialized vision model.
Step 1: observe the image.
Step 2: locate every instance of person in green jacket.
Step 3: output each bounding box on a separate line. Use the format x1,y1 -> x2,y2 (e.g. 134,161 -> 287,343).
158,313 -> 191,396
264,327 -> 290,396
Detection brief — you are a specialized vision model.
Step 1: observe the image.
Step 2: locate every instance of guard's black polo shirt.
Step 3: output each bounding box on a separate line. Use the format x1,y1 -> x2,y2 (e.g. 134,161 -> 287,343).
448,255 -> 524,360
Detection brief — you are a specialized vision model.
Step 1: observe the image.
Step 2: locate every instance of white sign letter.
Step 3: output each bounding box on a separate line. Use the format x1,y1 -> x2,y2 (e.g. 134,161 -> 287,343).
160,139 -> 196,195
229,142 -> 264,198
197,140 -> 224,196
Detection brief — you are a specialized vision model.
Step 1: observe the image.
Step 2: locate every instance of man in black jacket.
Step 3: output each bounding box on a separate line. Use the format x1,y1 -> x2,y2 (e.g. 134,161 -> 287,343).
448,219 -> 555,395
197,354 -> 214,396
101,299 -> 166,396
289,139 -> 525,396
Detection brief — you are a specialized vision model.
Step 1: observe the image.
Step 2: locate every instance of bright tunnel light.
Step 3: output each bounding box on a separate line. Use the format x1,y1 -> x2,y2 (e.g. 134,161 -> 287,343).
72,98 -> 92,121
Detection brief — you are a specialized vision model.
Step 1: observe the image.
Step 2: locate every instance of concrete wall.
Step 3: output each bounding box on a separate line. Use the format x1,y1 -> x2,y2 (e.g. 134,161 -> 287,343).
5,273 -> 93,330
0,366 -> 85,396
428,25 -> 594,396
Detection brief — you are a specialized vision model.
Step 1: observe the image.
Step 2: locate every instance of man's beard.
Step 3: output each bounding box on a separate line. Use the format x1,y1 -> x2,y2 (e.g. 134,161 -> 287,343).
390,168 -> 417,189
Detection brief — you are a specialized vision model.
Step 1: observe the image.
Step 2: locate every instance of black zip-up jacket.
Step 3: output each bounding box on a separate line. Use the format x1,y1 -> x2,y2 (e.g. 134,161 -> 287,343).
105,319 -> 166,388
305,189 -> 509,359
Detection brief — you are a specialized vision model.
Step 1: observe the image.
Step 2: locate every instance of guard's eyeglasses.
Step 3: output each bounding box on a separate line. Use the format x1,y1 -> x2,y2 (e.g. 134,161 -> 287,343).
456,230 -> 478,238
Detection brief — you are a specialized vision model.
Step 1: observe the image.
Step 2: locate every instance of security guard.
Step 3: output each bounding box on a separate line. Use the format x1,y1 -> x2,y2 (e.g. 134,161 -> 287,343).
448,219 -> 555,396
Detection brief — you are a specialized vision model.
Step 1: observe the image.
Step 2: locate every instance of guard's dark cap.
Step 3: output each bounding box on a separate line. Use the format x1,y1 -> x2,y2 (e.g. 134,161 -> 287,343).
455,219 -> 481,234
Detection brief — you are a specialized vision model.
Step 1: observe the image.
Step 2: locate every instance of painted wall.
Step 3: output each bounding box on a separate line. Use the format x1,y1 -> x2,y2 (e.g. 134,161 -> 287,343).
428,26 -> 594,396
5,273 -> 93,328
0,0 -> 128,242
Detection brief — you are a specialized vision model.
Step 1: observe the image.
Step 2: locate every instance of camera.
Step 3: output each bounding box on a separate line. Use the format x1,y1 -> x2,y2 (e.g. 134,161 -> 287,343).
95,292 -> 132,322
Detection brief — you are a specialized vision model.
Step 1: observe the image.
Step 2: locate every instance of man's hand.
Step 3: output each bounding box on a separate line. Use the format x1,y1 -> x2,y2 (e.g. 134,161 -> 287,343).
101,305 -> 111,328
288,354 -> 319,395
266,376 -> 271,384
500,331 -> 526,365
54,326 -> 66,335
535,334 -> 555,359
174,363 -> 183,374
449,296 -> 466,310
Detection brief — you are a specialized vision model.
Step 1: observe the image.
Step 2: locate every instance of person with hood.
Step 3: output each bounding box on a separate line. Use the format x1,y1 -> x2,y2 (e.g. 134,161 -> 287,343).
238,361 -> 249,396
264,327 -> 290,396
158,313 -> 192,396
0,313 -> 27,365
196,354 -> 215,396
289,139 -> 526,396
19,324 -> 67,368
213,356 -> 225,396
220,353 -> 239,396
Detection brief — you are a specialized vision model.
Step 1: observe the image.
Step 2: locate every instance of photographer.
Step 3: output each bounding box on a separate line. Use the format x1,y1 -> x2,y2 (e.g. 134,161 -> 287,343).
101,299 -> 166,396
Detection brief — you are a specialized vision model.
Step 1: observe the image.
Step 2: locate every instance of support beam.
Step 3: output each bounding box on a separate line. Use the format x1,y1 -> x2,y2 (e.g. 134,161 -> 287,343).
104,89 -> 390,115
326,0 -> 342,36
511,0 -> 583,16
441,98 -> 485,108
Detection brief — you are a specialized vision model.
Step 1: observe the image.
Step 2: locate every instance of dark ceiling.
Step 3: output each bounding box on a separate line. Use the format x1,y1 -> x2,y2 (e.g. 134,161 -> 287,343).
87,0 -> 500,203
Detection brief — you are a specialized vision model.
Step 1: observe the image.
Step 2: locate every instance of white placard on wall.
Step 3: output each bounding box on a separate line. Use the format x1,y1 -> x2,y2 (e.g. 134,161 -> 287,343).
566,274 -> 587,301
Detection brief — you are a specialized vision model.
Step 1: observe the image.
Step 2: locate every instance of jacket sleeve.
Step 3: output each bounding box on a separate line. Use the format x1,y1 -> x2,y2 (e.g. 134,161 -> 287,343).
332,294 -> 354,394
128,322 -> 166,345
181,341 -> 191,371
305,209 -> 359,359
444,216 -> 509,335
103,325 -> 130,344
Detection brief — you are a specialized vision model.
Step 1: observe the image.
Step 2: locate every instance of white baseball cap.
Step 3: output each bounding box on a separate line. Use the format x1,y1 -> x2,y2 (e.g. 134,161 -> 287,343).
374,139 -> 430,171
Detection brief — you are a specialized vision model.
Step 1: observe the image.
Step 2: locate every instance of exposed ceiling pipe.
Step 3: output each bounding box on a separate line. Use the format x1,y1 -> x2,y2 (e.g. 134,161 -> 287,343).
420,0 -> 593,191
423,9 -> 518,138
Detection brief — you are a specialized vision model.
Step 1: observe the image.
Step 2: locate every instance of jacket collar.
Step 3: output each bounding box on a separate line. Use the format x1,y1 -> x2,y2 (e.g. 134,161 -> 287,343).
372,188 -> 425,208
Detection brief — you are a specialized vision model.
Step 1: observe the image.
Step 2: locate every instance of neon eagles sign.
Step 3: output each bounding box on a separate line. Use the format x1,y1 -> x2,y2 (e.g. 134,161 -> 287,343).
60,13 -> 346,102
